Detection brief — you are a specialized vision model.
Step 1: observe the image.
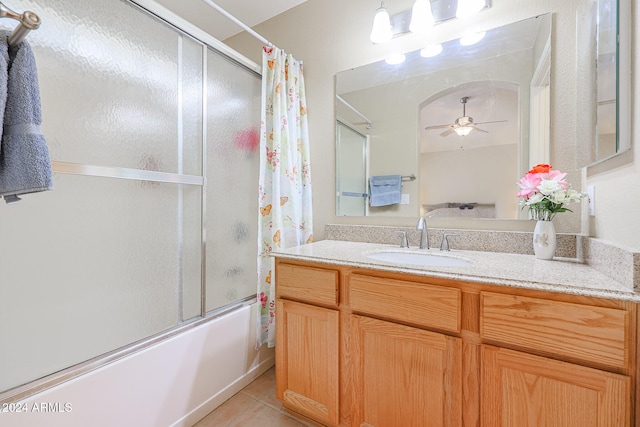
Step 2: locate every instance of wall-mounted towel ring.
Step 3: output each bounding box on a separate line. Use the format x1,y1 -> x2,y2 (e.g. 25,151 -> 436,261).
0,2 -> 41,47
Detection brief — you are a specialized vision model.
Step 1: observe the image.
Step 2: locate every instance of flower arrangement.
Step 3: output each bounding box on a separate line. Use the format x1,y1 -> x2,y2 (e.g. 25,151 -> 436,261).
517,164 -> 586,221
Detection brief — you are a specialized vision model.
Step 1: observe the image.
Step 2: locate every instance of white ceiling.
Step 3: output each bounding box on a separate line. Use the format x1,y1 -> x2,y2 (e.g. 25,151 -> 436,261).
151,0 -> 307,41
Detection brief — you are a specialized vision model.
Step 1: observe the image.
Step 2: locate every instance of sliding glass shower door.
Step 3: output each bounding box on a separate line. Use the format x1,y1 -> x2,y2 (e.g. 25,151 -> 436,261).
0,0 -> 261,396
336,120 -> 369,216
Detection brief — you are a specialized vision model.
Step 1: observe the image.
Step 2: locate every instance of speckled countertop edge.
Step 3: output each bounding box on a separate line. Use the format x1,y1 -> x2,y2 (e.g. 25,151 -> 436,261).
325,224 -> 639,290
272,240 -> 639,303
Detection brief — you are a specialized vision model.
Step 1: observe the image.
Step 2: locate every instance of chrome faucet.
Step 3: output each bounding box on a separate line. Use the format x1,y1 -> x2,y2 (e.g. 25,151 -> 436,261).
416,217 -> 429,249
440,233 -> 458,251
398,231 -> 409,248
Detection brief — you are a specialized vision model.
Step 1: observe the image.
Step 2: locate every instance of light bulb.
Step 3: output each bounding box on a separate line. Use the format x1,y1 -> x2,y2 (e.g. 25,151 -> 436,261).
370,3 -> 392,44
385,53 -> 406,65
456,0 -> 486,19
459,31 -> 486,46
454,126 -> 473,136
420,43 -> 443,58
409,0 -> 435,34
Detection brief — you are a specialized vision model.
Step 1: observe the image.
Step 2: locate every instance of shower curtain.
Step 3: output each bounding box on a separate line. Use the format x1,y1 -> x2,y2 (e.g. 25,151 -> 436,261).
257,46 -> 313,348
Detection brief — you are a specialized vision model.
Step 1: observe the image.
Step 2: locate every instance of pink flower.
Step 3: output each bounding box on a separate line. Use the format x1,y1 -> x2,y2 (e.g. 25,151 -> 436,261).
516,172 -> 543,199
545,170 -> 568,189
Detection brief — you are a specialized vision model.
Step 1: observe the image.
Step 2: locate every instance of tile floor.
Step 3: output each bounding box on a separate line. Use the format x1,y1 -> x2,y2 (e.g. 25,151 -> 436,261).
192,366 -> 311,427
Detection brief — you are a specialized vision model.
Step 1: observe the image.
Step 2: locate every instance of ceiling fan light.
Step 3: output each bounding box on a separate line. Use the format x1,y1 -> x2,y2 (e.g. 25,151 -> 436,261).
370,2 -> 393,44
409,0 -> 435,34
456,0 -> 486,19
459,31 -> 486,46
420,43 -> 443,58
454,126 -> 473,136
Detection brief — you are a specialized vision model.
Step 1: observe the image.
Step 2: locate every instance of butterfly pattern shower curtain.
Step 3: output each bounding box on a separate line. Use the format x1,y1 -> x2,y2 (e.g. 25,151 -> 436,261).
257,46 -> 313,348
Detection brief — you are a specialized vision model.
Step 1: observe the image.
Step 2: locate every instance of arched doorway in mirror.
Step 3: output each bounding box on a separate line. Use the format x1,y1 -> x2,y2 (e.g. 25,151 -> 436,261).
419,81 -> 520,220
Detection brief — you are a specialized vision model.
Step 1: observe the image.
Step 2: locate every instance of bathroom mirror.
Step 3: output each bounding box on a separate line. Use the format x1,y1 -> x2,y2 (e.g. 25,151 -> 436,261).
336,14 -> 552,218
576,0 -> 631,167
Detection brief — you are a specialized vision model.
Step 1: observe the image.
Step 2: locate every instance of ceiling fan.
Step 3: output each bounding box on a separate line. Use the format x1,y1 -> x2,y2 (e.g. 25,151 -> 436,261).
424,96 -> 507,137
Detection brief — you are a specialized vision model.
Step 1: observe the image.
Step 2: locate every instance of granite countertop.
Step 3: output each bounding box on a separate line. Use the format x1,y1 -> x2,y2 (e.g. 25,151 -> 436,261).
272,240 -> 639,302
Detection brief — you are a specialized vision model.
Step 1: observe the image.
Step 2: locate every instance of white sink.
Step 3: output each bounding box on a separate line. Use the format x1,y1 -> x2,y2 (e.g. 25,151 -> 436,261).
367,251 -> 471,267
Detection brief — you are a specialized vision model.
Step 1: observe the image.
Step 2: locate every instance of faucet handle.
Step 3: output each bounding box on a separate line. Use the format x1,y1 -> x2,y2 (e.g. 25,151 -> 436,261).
398,231 -> 409,248
440,233 -> 458,251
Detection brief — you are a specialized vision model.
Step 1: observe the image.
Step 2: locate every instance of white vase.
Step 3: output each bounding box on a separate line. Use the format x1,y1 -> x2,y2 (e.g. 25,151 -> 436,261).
533,220 -> 556,260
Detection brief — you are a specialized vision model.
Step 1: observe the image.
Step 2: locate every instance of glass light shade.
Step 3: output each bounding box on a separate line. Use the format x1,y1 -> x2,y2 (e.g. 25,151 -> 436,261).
409,0 -> 435,34
455,0 -> 486,19
385,53 -> 406,65
459,31 -> 486,46
454,126 -> 473,136
420,43 -> 443,58
370,4 -> 392,44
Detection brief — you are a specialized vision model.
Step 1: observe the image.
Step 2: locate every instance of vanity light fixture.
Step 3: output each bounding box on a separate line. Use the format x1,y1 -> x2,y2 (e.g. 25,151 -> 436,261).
420,43 -> 443,57
370,0 -> 490,45
369,1 -> 393,44
459,31 -> 486,46
385,53 -> 406,65
409,0 -> 435,34
455,0 -> 486,19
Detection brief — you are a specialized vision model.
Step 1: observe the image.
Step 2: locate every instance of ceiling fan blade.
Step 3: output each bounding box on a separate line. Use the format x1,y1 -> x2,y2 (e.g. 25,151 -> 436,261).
474,120 -> 508,125
440,128 -> 455,137
473,127 -> 489,133
425,124 -> 453,130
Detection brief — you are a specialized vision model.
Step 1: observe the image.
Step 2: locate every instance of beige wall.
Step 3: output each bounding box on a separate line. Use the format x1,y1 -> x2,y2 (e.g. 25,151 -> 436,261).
421,144 -> 518,218
224,0 -> 639,250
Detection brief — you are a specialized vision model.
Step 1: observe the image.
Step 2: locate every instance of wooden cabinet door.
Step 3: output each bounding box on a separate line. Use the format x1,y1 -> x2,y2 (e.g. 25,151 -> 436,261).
351,314 -> 463,427
276,299 -> 339,426
481,345 -> 631,427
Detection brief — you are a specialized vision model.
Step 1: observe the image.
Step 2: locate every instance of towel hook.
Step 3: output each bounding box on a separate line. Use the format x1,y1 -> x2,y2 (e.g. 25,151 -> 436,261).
0,2 -> 41,47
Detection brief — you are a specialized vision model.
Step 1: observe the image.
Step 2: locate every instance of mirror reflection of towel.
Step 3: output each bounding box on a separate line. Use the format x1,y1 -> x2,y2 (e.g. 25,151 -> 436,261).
369,175 -> 402,207
0,32 -> 53,204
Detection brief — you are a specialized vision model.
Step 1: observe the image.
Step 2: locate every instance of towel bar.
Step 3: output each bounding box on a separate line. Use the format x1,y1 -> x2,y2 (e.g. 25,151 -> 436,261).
0,1 -> 40,47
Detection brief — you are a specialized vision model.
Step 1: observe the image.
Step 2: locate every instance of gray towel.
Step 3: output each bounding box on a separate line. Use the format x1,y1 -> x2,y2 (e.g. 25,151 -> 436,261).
0,32 -> 53,203
369,175 -> 402,207
0,32 -> 7,143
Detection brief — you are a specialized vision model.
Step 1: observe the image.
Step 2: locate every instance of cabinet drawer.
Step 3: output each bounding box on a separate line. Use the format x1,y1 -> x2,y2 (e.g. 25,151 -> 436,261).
480,292 -> 630,369
348,274 -> 461,333
276,263 -> 339,307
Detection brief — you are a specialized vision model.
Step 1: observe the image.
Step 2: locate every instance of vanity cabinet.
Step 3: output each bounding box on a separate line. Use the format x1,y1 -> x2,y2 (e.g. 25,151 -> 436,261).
277,299 -> 339,425
274,258 -> 636,427
348,273 -> 463,426
351,314 -> 462,426
275,263 -> 340,426
481,345 -> 630,426
479,291 -> 633,426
